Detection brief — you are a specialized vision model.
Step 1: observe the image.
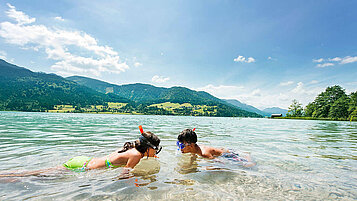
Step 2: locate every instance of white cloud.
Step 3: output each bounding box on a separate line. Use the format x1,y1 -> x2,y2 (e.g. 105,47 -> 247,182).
280,81 -> 294,86
313,58 -> 324,63
0,4 -> 128,76
0,50 -> 7,60
246,57 -> 255,63
234,55 -> 255,63
316,63 -> 334,68
196,83 -> 323,110
152,75 -> 170,83
234,55 -> 245,62
346,81 -> 357,86
290,82 -> 320,96
313,55 -> 357,67
54,16 -> 64,21
267,56 -> 277,61
197,85 -> 269,108
5,3 -> 35,25
251,89 -> 261,97
309,80 -> 318,84
134,62 -> 142,67
196,84 -> 245,98
340,56 -> 357,64
291,82 -> 305,94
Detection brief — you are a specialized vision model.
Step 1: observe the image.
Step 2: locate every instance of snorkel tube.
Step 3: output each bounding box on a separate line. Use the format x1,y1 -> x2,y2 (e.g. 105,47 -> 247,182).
139,125 -> 144,134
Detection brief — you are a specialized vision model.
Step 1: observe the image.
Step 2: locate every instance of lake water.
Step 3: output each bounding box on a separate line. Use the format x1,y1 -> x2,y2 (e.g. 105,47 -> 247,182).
0,111 -> 356,200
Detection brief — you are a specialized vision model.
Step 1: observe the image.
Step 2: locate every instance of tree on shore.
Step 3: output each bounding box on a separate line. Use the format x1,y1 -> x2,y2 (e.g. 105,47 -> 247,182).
304,85 -> 348,118
287,99 -> 303,117
348,92 -> 357,120
302,85 -> 357,120
329,96 -> 349,120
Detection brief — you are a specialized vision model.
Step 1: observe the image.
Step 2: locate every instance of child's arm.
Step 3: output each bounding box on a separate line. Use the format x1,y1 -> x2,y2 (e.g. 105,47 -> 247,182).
116,167 -> 134,180
201,146 -> 220,159
116,157 -> 141,180
201,152 -> 215,159
125,156 -> 141,169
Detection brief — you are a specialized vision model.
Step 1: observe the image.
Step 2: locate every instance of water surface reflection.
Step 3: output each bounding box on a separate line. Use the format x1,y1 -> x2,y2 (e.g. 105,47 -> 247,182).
0,112 -> 356,200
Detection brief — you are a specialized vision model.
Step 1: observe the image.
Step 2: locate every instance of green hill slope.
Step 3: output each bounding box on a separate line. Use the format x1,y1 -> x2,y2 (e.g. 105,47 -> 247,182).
67,76 -> 262,117
0,59 -> 129,112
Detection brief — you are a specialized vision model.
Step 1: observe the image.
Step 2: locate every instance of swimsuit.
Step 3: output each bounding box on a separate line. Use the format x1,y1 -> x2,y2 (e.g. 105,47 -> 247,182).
63,156 -> 92,172
63,156 -> 121,171
220,151 -> 248,163
105,158 -> 120,168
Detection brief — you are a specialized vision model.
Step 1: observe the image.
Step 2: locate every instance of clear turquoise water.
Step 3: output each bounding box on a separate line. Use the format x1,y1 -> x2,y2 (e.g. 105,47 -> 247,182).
0,111 -> 356,200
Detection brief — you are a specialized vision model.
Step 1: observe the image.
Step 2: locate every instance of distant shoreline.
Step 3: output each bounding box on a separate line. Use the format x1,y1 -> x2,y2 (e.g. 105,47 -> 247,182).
272,116 -> 356,122
0,110 -> 258,118
2,110 -> 356,121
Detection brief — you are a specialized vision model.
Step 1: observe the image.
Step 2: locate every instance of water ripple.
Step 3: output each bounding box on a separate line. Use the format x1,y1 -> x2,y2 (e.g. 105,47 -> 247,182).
0,112 -> 356,200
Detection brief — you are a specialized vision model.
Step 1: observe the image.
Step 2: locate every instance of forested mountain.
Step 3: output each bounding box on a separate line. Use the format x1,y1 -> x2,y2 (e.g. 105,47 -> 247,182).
0,59 -> 129,111
224,99 -> 271,117
0,59 -> 262,117
67,76 -> 263,117
67,76 -> 223,104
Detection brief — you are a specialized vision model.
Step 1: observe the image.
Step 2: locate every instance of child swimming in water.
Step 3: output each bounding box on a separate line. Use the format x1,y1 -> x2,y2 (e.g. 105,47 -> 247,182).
0,126 -> 161,177
64,126 -> 161,171
177,128 -> 256,168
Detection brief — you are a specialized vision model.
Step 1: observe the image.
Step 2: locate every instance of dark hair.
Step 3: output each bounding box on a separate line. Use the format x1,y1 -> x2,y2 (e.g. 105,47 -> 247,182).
178,129 -> 197,143
118,131 -> 161,154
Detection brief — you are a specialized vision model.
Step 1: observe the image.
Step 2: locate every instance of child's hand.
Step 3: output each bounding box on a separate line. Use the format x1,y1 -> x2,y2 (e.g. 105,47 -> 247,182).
115,167 -> 134,180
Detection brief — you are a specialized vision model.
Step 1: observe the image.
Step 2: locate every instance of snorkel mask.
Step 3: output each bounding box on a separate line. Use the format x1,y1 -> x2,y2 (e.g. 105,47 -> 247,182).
176,128 -> 195,151
138,125 -> 162,155
176,141 -> 186,150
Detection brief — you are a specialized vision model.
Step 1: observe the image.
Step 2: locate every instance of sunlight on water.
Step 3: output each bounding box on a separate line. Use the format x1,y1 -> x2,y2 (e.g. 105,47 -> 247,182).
0,112 -> 356,200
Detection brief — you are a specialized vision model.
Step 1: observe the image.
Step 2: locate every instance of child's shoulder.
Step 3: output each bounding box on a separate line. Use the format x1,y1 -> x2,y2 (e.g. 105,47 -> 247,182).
201,145 -> 224,152
198,145 -> 219,158
117,148 -> 141,157
203,145 -> 226,156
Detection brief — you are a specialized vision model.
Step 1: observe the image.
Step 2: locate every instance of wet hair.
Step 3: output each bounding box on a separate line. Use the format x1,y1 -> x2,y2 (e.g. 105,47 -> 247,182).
178,129 -> 197,144
118,131 -> 161,154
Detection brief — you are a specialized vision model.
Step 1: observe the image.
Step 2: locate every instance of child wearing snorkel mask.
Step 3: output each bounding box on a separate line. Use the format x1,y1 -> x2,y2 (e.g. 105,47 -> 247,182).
65,126 -> 162,171
177,128 -> 255,168
0,126 -> 162,177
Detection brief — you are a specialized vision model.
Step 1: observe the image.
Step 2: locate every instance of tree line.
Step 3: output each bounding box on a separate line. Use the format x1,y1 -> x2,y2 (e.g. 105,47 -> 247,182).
286,85 -> 357,121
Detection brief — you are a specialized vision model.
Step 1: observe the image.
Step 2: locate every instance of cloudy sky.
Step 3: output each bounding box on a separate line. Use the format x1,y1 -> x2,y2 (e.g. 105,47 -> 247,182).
0,1 -> 356,109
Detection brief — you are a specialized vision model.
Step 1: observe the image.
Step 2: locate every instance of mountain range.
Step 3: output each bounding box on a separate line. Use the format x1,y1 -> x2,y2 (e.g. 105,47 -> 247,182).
0,59 -> 287,117
224,99 -> 288,116
66,76 -> 262,117
0,59 -> 129,112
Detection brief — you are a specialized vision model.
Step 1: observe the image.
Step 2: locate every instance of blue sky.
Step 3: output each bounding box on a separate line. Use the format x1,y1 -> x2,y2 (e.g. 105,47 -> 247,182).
0,0 -> 356,109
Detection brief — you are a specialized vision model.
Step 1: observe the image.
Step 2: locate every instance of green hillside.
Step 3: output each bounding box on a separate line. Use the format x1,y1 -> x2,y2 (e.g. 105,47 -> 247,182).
68,76 -> 222,104
0,59 -> 129,112
67,76 -> 262,117
0,59 -> 262,117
